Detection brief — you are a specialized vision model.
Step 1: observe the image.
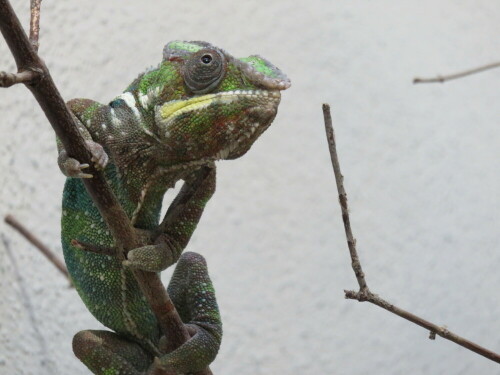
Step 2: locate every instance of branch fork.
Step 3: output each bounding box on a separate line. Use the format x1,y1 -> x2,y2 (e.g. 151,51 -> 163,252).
0,67 -> 42,87
322,103 -> 500,364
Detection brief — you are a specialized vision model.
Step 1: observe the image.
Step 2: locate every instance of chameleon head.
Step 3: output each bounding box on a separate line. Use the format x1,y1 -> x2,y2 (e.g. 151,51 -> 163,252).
153,41 -> 290,164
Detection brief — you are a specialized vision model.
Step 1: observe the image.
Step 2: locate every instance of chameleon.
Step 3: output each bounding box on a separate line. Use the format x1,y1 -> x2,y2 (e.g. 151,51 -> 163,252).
58,40 -> 290,374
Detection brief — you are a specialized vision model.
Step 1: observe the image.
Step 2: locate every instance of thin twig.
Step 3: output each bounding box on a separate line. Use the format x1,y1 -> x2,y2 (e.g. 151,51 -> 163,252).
29,0 -> 41,51
413,61 -> 500,84
322,103 -> 500,364
322,104 -> 368,293
345,290 -> 500,364
0,2 -> 205,374
0,68 -> 41,87
5,214 -> 71,283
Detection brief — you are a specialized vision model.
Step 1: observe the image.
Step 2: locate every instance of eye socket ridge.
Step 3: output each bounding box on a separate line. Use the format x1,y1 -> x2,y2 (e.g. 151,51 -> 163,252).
183,48 -> 226,94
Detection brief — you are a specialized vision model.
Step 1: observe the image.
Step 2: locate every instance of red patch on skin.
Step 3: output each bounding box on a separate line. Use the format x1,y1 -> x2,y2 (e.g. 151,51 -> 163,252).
168,56 -> 184,62
214,118 -> 228,131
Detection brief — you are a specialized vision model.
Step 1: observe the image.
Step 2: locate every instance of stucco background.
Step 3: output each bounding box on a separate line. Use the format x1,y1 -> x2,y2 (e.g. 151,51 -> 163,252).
0,0 -> 499,374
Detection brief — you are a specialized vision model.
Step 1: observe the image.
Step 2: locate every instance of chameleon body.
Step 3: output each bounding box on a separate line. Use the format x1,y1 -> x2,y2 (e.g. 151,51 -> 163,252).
58,41 -> 290,374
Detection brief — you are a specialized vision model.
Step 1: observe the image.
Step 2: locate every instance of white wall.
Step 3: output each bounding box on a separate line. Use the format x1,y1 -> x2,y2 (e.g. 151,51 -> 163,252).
0,1 -> 499,374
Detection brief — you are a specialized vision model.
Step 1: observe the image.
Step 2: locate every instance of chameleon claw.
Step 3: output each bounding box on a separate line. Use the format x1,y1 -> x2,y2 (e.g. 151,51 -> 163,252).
85,140 -> 109,171
77,163 -> 94,178
97,153 -> 108,170
59,154 -> 93,178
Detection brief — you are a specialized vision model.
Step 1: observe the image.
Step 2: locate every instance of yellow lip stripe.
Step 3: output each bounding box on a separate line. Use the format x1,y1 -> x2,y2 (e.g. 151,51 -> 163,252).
159,94 -> 218,122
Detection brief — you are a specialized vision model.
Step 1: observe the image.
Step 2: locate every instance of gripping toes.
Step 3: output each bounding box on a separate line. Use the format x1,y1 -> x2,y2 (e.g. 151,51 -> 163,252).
86,140 -> 109,170
123,235 -> 181,272
58,140 -> 108,178
58,150 -> 93,178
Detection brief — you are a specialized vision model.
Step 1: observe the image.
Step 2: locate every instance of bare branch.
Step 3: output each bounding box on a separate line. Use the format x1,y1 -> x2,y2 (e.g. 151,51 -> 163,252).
413,61 -> 500,84
29,0 -> 41,51
345,290 -> 500,364
322,104 -> 368,293
0,1 -> 205,373
4,214 -> 71,284
0,68 -> 41,87
322,103 -> 500,364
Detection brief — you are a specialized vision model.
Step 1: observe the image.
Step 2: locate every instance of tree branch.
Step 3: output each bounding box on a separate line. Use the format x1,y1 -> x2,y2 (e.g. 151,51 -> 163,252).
29,0 -> 41,51
0,1 -> 205,373
344,290 -> 500,363
322,103 -> 500,364
413,61 -> 500,84
322,104 -> 368,293
4,214 -> 71,284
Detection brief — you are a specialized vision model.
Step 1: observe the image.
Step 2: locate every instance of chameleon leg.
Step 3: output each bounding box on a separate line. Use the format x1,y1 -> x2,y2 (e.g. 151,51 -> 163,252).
126,166 -> 216,272
73,330 -> 152,375
152,251 -> 222,374
57,102 -> 109,178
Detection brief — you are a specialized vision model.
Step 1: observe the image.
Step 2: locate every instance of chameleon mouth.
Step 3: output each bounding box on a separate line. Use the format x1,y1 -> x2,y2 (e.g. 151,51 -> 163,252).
156,89 -> 281,131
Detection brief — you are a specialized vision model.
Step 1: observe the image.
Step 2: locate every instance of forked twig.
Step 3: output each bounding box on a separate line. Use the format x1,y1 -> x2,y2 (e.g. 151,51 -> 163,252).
322,103 -> 500,364
5,214 -> 71,283
413,61 -> 500,84
0,68 -> 41,87
0,0 -> 42,87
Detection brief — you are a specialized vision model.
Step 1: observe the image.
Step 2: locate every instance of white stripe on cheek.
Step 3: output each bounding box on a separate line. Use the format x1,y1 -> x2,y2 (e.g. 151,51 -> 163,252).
118,92 -> 142,120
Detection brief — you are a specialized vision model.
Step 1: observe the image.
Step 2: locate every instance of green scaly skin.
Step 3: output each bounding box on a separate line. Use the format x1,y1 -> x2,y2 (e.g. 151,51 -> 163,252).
58,41 -> 290,374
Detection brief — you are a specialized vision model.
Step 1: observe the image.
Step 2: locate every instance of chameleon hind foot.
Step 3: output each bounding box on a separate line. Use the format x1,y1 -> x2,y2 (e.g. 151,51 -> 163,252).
73,330 -> 152,375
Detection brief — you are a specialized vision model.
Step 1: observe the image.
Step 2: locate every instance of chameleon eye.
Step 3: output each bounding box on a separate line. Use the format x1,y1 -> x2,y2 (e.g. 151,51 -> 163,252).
201,54 -> 212,64
183,49 -> 226,94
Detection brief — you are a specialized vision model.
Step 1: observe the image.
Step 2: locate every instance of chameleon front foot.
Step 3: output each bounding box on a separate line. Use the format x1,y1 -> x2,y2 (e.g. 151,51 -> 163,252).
123,234 -> 181,272
58,140 -> 109,178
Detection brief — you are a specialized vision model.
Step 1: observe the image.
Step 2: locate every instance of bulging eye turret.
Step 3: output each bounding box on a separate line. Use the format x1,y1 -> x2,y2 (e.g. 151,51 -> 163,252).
183,49 -> 226,94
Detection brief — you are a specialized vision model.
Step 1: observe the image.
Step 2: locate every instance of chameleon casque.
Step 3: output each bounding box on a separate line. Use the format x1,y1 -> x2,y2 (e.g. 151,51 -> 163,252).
58,41 -> 290,374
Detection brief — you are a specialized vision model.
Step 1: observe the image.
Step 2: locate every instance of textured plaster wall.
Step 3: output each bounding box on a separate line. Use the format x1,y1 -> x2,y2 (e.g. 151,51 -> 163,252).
1,1 -> 499,374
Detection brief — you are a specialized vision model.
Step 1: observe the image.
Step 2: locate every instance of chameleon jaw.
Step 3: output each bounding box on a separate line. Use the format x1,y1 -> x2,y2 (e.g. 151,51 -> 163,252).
155,89 -> 281,131
154,88 -> 281,163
